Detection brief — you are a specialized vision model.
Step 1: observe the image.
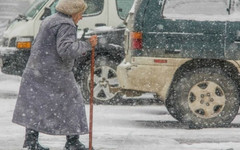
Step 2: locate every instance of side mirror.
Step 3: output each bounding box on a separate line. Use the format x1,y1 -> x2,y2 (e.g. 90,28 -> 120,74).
41,7 -> 51,20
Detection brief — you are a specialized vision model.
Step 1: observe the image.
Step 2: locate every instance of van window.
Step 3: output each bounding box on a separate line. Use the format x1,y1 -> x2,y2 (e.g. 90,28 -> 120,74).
116,0 -> 135,19
24,0 -> 48,18
50,0 -> 59,14
163,0 -> 228,17
84,0 -> 104,16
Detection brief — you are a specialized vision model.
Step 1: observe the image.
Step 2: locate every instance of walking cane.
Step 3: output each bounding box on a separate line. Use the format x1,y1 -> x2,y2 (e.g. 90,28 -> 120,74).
89,43 -> 95,150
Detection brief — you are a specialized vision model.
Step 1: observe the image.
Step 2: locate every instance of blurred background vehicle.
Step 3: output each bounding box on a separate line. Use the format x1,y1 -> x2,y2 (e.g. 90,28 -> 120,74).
0,0 -> 31,45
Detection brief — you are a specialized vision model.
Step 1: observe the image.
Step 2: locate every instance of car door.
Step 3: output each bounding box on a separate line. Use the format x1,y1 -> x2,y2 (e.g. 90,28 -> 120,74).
225,20 -> 240,59
225,0 -> 240,60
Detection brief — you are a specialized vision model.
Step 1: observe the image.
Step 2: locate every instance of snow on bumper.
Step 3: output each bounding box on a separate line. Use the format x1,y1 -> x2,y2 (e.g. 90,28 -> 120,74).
0,46 -> 18,55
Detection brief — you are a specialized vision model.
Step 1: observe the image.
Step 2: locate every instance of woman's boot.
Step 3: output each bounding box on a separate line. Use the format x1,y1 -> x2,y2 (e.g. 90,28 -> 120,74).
23,128 -> 49,150
64,135 -> 90,150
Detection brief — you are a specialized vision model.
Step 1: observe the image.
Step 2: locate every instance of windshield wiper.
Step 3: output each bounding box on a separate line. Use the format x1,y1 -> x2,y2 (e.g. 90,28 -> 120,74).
16,14 -> 28,21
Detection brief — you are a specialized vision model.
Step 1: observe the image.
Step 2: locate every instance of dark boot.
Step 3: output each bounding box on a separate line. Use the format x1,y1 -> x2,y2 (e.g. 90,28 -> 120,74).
64,135 -> 93,150
23,128 -> 49,150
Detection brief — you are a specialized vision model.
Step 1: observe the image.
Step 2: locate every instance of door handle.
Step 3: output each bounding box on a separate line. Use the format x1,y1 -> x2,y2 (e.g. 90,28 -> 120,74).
234,40 -> 240,44
95,23 -> 106,27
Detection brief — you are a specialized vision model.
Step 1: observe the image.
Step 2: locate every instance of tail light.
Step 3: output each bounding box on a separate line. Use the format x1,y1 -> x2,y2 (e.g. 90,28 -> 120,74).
131,32 -> 142,50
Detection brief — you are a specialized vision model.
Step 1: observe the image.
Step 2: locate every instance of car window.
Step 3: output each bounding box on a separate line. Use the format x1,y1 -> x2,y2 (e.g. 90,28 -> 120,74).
84,0 -> 104,16
163,0 -> 229,19
50,0 -> 59,14
116,0 -> 135,19
24,0 -> 48,18
50,0 -> 103,16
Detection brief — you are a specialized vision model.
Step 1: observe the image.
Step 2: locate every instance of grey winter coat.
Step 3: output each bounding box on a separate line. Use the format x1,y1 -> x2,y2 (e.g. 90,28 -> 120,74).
12,12 -> 91,135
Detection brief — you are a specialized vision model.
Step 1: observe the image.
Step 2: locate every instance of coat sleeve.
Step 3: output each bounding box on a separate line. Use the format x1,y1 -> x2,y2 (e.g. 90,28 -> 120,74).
56,23 -> 91,60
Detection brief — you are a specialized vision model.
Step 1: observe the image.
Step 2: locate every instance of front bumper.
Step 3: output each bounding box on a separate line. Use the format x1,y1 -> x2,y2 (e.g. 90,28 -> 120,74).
0,47 -> 30,76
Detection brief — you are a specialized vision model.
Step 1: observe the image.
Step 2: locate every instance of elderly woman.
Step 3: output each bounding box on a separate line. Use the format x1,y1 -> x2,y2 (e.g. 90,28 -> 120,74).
12,0 -> 97,149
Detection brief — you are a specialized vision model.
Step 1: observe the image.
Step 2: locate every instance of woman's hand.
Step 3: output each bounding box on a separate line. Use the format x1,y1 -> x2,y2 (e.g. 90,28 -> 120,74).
89,35 -> 98,47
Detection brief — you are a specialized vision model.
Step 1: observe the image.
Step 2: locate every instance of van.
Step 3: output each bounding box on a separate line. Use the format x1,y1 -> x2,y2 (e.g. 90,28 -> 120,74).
1,0 -> 134,104
117,0 -> 240,128
2,0 -> 133,49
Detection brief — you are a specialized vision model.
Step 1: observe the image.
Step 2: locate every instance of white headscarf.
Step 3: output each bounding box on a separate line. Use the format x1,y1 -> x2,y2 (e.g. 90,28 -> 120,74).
56,0 -> 87,15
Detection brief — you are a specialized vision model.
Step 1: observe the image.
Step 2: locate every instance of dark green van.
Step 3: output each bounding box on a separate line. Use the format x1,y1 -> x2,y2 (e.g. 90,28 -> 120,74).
117,0 -> 240,128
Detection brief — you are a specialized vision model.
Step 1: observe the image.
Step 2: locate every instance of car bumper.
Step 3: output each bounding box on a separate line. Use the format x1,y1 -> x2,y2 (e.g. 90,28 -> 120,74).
117,58 -> 176,100
117,60 -> 161,94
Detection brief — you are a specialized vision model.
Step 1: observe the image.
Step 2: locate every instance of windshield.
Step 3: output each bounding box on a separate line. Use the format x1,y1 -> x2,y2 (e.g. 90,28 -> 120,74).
24,0 -> 48,18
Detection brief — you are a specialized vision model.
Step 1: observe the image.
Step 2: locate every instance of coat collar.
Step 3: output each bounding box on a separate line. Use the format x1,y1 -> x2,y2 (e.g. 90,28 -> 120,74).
56,12 -> 78,28
57,11 -> 71,18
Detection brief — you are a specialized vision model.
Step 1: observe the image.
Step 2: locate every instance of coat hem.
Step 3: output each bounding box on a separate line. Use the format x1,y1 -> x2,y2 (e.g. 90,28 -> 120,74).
12,121 -> 89,136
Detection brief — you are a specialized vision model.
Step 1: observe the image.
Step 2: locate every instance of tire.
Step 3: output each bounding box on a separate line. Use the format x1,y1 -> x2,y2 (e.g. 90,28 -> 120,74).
77,56 -> 121,104
167,68 -> 239,128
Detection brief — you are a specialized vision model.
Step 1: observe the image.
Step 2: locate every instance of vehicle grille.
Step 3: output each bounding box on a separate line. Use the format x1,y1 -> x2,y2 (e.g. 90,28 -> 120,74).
9,37 -> 16,47
2,38 -> 8,47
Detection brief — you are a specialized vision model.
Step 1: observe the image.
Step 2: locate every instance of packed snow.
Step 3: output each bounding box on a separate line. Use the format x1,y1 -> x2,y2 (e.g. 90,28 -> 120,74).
0,71 -> 240,150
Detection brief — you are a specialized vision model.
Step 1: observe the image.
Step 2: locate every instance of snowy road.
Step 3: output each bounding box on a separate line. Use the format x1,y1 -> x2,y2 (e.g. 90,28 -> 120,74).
1,72 -> 240,150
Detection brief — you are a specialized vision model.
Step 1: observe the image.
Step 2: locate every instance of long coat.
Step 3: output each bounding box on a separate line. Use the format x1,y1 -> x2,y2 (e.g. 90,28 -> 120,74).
12,12 -> 91,135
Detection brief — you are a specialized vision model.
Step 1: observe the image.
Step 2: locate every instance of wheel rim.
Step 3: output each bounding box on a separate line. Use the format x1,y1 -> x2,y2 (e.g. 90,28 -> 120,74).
87,66 -> 119,101
188,81 -> 226,119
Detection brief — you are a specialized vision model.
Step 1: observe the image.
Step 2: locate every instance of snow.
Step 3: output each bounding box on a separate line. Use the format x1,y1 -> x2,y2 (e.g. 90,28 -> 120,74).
1,0 -> 240,149
0,47 -> 18,55
1,72 -> 240,150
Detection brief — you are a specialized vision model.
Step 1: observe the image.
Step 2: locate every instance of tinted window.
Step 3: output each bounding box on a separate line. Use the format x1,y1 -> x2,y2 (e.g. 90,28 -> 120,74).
116,0 -> 135,19
163,0 -> 228,17
84,0 -> 104,16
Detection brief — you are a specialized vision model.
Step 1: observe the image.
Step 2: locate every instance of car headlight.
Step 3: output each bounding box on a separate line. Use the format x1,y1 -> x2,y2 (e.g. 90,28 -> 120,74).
16,37 -> 33,50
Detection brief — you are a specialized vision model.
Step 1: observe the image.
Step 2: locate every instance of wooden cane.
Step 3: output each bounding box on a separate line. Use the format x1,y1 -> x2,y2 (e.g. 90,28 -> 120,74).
89,44 -> 95,150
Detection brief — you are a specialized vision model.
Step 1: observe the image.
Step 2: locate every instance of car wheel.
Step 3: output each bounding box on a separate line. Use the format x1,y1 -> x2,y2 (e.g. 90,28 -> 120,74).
167,68 -> 239,128
78,56 -> 121,104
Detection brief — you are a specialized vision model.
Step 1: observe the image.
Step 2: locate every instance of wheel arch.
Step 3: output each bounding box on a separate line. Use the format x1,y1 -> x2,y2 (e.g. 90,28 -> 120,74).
166,59 -> 240,101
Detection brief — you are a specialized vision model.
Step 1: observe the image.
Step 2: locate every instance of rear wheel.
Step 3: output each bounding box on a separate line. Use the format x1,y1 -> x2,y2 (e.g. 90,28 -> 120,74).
166,68 -> 239,128
78,56 -> 121,104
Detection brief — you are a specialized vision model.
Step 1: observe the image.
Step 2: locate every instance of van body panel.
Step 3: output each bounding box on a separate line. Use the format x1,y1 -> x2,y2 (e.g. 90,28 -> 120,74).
3,20 -> 34,38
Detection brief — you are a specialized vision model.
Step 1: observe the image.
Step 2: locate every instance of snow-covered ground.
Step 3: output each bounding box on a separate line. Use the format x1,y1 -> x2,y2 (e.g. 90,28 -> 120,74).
1,71 -> 240,150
